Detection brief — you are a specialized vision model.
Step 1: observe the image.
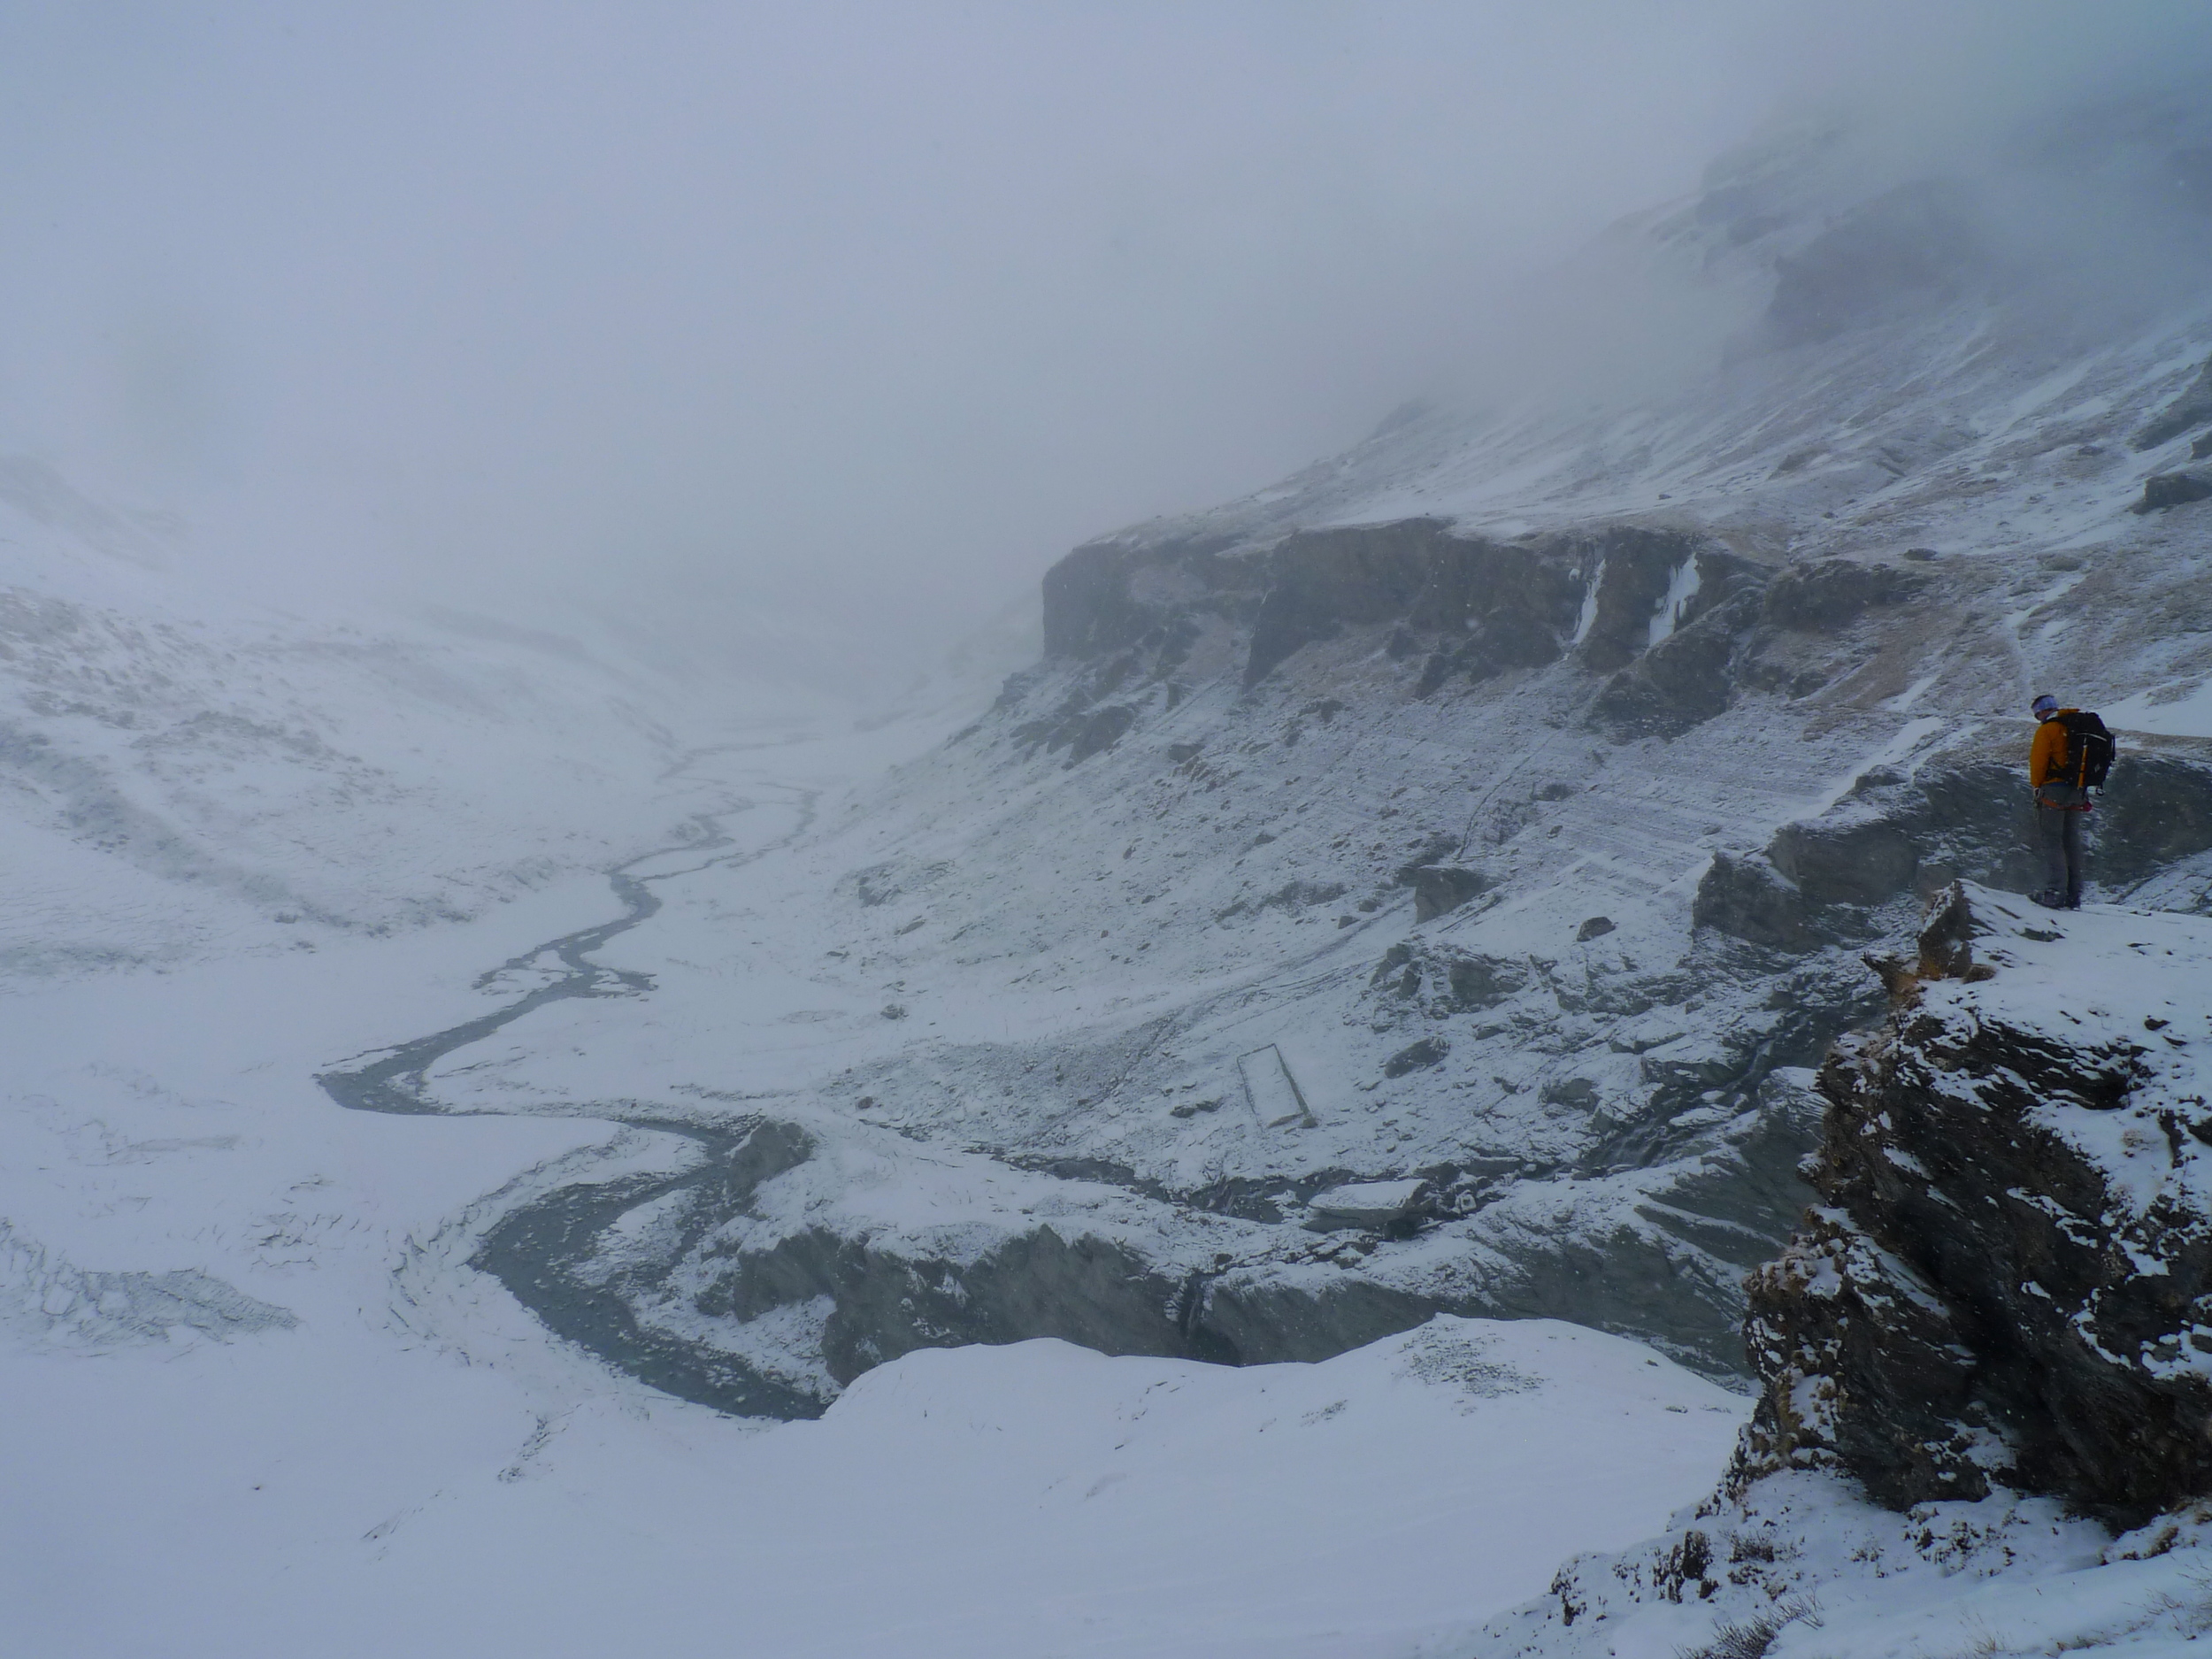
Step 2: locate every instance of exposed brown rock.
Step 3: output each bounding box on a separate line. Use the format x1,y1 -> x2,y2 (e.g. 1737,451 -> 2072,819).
1736,884 -> 2212,1527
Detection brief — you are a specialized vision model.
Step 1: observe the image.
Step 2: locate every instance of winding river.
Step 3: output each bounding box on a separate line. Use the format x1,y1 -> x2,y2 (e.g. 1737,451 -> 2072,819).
316,769 -> 831,1419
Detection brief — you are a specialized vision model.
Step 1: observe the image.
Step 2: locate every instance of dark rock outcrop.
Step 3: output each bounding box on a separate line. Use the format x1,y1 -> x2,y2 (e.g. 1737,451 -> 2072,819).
2132,354 -> 2212,451
700,1223 -> 1245,1379
1738,884 -> 2212,1526
1586,549 -> 1771,739
1695,751 -> 2212,949
1692,851 -> 1821,951
2137,467 -> 2212,512
1062,703 -> 1137,763
1445,952 -> 1529,1007
1590,597 -> 1753,737
1401,864 -> 1489,922
1242,518 -> 1598,688
1759,559 -> 1924,633
2098,752 -> 2212,882
1247,519 -> 1461,686
1768,815 -> 1920,909
1730,557 -> 1926,705
1034,518 -> 1780,726
1571,531 -> 1713,674
1382,1036 -> 1449,1077
1368,941 -> 1531,1010
1010,695 -> 1141,764
1041,533 -> 1253,659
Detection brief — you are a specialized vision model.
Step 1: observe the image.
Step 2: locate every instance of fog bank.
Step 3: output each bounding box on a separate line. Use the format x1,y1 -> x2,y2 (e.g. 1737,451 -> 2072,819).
3,3 -> 2208,690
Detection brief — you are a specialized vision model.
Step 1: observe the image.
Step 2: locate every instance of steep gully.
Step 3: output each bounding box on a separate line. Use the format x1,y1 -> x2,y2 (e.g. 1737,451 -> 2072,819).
317,749 -> 836,1419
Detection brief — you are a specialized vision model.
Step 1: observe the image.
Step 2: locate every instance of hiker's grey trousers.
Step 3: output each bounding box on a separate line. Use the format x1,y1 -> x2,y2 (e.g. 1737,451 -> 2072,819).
2037,784 -> 2088,902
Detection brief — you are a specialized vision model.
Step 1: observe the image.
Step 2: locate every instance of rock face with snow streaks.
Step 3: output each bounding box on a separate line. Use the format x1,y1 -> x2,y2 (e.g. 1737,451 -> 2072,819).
1039,518 -> 1767,714
1739,883 -> 2212,1526
1691,749 -> 2212,956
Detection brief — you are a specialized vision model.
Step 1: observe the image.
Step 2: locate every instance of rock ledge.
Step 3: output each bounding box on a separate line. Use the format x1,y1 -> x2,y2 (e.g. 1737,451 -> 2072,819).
1738,882 -> 2212,1526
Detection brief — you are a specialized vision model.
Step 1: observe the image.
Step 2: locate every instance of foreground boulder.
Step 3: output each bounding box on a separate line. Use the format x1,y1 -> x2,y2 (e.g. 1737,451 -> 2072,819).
1737,882 -> 2212,1526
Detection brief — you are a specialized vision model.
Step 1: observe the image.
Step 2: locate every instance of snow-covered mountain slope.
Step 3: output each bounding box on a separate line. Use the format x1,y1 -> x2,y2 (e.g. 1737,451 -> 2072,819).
1120,96 -> 2212,572
0,457 -> 850,987
375,96 -> 2212,1396
14,84 -> 2212,1659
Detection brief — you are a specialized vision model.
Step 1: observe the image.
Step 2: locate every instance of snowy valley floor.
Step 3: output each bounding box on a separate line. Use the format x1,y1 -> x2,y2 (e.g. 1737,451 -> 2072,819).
0,733 -> 1746,1659
17,731 -> 2212,1658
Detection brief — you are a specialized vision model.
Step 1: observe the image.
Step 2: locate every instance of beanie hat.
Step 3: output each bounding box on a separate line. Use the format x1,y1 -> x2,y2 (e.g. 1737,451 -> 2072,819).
2032,694 -> 2059,716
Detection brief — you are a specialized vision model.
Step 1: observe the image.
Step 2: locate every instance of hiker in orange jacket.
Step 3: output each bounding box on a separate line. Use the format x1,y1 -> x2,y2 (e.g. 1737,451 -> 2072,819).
2029,693 -> 2088,910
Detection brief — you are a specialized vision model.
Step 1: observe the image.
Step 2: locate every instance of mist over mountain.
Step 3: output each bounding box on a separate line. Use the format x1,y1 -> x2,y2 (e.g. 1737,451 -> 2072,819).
4,4 -> 2207,680
11,9 -> 2212,1658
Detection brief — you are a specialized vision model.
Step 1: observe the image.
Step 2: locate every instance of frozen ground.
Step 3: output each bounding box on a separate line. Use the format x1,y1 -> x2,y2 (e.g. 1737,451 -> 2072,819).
1480,1469 -> 2212,1659
0,738 -> 1743,1659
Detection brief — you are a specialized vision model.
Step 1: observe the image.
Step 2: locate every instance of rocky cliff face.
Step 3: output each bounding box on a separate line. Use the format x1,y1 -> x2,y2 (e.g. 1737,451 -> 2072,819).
1739,883 -> 2212,1527
1694,745 -> 2212,953
1041,518 -> 1754,722
1472,884 -> 2212,1659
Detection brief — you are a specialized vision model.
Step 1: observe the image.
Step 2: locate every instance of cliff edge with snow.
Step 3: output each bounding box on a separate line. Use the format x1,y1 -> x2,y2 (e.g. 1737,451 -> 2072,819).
1476,883 -> 2212,1656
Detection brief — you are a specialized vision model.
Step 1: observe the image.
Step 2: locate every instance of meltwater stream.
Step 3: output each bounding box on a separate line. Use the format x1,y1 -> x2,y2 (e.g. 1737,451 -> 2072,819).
316,772 -> 831,1420
312,754 -> 1483,1417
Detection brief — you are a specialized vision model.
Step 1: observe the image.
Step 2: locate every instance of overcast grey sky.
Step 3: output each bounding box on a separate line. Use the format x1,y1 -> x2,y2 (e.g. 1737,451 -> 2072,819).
1,3 -> 2205,681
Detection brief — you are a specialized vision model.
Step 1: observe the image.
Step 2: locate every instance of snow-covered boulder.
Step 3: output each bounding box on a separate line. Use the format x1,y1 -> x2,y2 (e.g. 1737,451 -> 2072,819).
1302,1177 -> 1433,1232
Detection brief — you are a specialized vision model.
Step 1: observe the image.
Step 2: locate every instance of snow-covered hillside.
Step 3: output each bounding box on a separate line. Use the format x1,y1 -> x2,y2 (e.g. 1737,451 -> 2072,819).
12,84 -> 2212,1659
0,455 -> 850,986
342,92 -> 2212,1404
2,728 -> 1740,1658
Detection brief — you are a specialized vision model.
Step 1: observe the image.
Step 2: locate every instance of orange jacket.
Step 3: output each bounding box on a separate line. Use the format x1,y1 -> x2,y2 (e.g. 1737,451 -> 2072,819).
2030,710 -> 2079,788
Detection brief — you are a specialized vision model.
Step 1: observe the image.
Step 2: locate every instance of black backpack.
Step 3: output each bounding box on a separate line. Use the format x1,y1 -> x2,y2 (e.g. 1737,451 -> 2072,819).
2055,710 -> 2116,789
